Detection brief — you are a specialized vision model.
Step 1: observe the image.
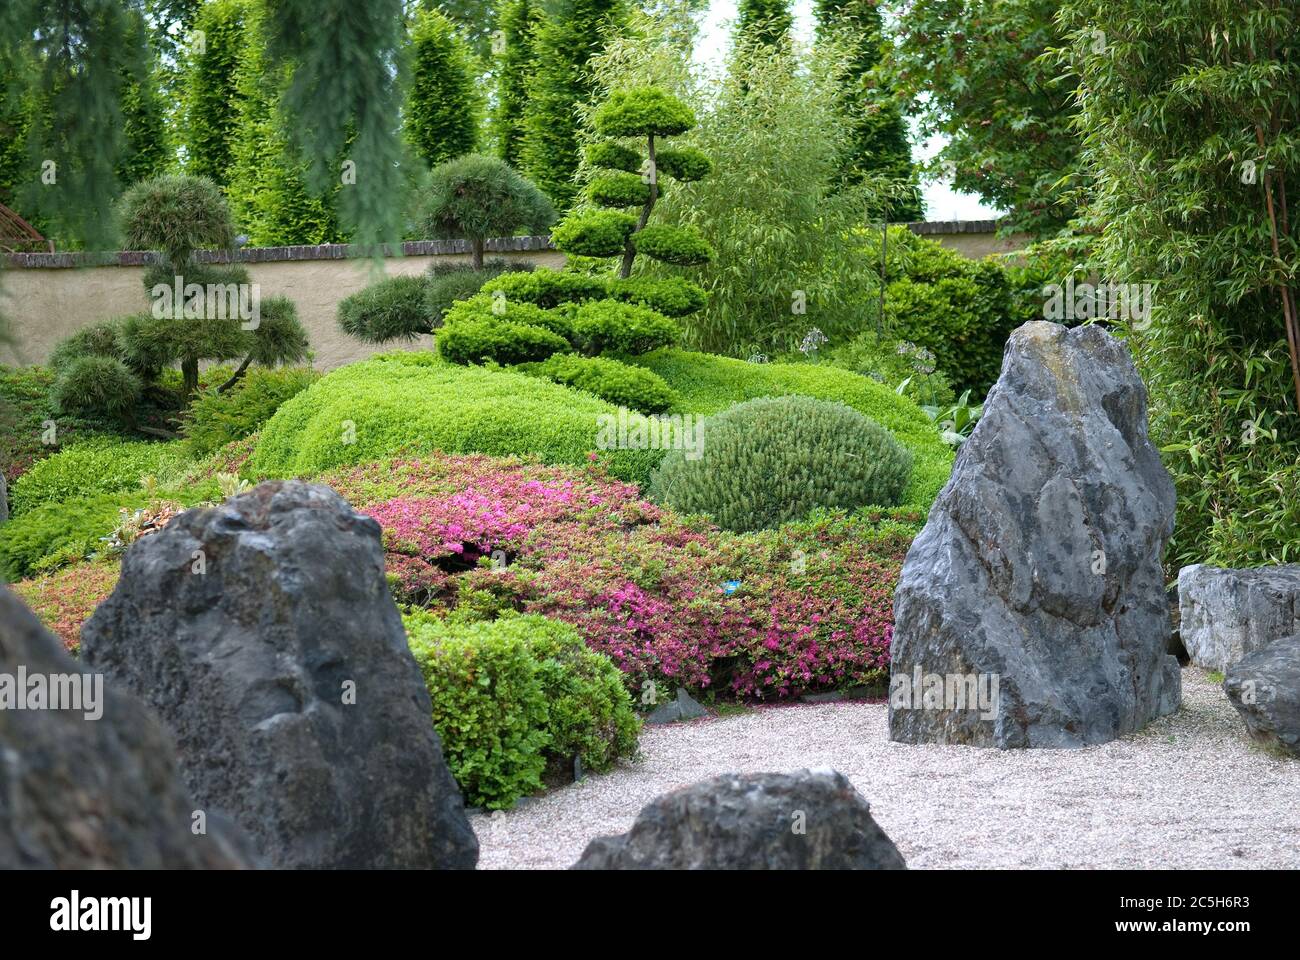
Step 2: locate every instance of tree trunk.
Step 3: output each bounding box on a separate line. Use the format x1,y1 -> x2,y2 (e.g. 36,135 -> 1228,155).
182,357 -> 200,399
217,354 -> 253,393
620,134 -> 659,280
472,238 -> 485,271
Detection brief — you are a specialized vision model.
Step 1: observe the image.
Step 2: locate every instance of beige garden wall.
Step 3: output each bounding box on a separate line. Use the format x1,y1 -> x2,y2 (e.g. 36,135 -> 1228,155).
1,237 -> 563,371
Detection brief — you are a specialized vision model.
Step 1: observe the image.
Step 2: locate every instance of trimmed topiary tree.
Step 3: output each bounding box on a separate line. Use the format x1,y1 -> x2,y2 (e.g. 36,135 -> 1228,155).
406,7 -> 481,168
415,154 -> 556,269
649,394 -> 913,532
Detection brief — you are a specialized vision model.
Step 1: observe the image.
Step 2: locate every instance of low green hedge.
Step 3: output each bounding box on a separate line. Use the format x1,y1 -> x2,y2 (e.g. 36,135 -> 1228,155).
248,352 -> 664,481
9,437 -> 189,516
630,348 -> 953,508
405,611 -> 639,809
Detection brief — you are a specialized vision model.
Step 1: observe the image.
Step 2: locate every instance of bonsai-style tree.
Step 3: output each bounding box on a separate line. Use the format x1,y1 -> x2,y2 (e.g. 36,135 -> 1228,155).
416,154 -> 556,270
49,174 -> 308,426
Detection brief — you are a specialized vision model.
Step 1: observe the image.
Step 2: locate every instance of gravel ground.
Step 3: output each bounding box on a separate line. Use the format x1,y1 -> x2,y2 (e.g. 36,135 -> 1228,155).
471,667 -> 1300,869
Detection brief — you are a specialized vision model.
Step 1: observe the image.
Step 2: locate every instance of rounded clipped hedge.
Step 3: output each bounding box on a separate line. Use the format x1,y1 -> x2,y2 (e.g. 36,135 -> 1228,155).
654,146 -> 713,182
588,172 -> 652,208
607,276 -> 707,317
248,353 -> 664,481
523,353 -> 677,413
586,141 -> 640,173
438,313 -> 570,366
478,268 -> 607,309
630,348 -> 954,508
569,301 -> 681,356
406,611 -> 639,809
549,210 -> 638,258
648,395 -> 912,532
593,87 -> 695,138
632,223 -> 714,265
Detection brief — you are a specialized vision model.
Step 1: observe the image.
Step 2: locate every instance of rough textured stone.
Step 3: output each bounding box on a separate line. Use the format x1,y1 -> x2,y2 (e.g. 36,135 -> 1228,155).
890,322 -> 1181,748
0,587 -> 252,869
571,769 -> 906,869
1178,564 -> 1300,671
1223,634 -> 1300,757
646,687 -> 709,724
81,481 -> 478,869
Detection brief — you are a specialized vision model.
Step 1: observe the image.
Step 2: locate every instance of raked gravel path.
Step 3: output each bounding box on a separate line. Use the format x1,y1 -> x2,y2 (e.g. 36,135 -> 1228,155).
470,667 -> 1300,869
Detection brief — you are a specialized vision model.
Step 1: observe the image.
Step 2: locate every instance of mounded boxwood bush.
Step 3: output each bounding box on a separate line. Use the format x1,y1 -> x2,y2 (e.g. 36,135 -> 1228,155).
437,295 -> 572,365
181,366 -> 320,457
522,353 -> 678,413
654,146 -> 713,182
9,438 -> 189,516
248,353 -> 663,481
585,140 -> 640,173
593,87 -> 695,138
631,348 -> 953,508
405,611 -> 640,809
649,395 -> 913,532
337,274 -> 431,343
588,172 -> 653,208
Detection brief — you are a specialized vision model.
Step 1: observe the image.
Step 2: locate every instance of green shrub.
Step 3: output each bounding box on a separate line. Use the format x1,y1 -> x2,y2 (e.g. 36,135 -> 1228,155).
631,347 -> 953,508
10,438 -> 189,516
424,260 -> 533,327
406,610 -> 549,809
607,276 -> 708,317
181,366 -> 320,457
815,328 -> 957,408
523,353 -> 677,413
0,492 -> 145,581
405,611 -> 639,809
649,395 -> 912,532
588,172 -> 653,208
337,274 -> 431,343
50,356 -> 142,419
585,140 -> 640,173
118,174 -> 235,267
405,8 -> 481,168
570,301 -> 681,356
48,321 -> 125,372
437,295 -> 572,364
550,209 -> 638,258
248,353 -> 663,481
654,146 -> 713,182
479,267 -> 608,308
593,86 -> 695,137
632,223 -> 714,265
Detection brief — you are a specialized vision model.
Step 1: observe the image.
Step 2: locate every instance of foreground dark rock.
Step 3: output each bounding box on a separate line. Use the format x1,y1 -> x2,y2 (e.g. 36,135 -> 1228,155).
0,587 -> 251,868
81,481 -> 478,869
1223,635 -> 1300,758
572,769 -> 906,869
891,322 -> 1181,748
1179,564 -> 1300,671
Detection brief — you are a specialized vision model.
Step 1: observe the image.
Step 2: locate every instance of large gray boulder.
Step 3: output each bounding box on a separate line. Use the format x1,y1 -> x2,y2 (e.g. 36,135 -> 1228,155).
1178,564 -> 1300,671
0,587 -> 251,868
81,481 -> 479,869
1223,634 -> 1300,757
890,322 -> 1181,748
572,769 -> 906,870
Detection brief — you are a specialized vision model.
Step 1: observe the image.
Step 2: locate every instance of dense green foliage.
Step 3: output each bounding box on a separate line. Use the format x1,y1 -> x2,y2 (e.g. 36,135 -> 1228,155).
181,0 -> 246,186
1063,0 -> 1300,567
650,395 -> 912,531
9,438 -> 186,516
735,0 -> 793,49
523,352 -> 677,412
248,352 -> 663,481
119,174 -> 235,267
888,0 -> 1080,236
406,611 -> 639,809
550,209 -> 637,257
631,347 -> 953,507
438,303 -> 573,365
425,260 -> 533,327
814,328 -> 956,408
521,0 -> 627,209
494,0 -> 542,169
406,7 -> 481,168
181,366 -> 320,457
338,275 -> 432,343
568,300 -> 681,355
414,154 -> 555,267
813,0 -> 922,219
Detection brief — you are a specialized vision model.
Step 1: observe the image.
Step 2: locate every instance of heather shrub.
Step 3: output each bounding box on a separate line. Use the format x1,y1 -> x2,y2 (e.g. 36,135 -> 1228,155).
325,453 -> 915,700
649,395 -> 912,532
248,354 -> 662,481
181,366 -> 320,457
9,438 -> 189,516
522,354 -> 677,413
631,348 -> 953,508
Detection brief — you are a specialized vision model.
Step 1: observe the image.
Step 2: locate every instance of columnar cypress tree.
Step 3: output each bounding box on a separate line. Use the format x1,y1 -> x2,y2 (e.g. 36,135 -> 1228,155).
735,0 -> 792,49
814,0 -> 922,220
522,0 -> 626,210
493,0 -> 541,169
406,7 -> 480,168
182,0 -> 247,186
115,12 -> 170,188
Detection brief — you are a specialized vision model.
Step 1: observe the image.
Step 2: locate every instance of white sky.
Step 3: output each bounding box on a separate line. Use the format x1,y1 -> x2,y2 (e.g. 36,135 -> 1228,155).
692,0 -> 1001,221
